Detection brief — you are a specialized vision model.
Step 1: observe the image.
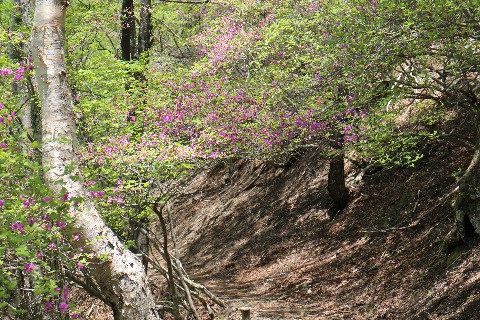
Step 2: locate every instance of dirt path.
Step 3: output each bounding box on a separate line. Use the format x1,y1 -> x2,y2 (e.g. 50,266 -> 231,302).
175,157 -> 357,319
171,139 -> 480,320
188,268 -> 350,320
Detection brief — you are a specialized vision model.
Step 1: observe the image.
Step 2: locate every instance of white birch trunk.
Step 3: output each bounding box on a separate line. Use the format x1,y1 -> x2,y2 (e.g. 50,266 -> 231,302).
31,1 -> 159,319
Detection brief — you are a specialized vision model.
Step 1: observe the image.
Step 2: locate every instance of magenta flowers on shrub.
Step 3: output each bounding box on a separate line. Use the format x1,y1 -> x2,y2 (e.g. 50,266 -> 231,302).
0,68 -> 13,76
23,262 -> 35,274
63,287 -> 70,300
90,190 -> 105,198
59,301 -> 68,313
13,66 -> 24,81
44,301 -> 53,311
11,222 -> 25,234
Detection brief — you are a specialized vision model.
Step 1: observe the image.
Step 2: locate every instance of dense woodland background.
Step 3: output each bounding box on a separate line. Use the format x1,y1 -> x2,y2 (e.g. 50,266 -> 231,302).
0,0 -> 480,319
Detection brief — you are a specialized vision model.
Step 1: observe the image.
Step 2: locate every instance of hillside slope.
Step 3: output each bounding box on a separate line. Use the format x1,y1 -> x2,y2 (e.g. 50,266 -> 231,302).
170,129 -> 480,319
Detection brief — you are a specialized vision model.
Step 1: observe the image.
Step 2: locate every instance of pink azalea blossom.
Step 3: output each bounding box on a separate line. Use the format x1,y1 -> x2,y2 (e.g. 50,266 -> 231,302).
63,287 -> 70,300
0,68 -> 13,76
55,221 -> 67,229
11,222 -> 25,234
13,67 -> 24,81
61,192 -> 70,201
44,301 -> 53,311
59,301 -> 68,313
23,262 -> 35,274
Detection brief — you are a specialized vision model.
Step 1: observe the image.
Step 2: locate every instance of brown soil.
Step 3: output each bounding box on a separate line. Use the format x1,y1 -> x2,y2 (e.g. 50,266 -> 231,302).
169,133 -> 480,319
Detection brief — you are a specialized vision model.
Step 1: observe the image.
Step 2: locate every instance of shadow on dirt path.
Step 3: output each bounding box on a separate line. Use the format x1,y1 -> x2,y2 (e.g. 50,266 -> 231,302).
172,130 -> 480,320
187,268 -> 351,320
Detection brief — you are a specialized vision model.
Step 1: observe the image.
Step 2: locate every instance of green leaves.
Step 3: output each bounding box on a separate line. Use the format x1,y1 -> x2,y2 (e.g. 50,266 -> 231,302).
14,245 -> 30,258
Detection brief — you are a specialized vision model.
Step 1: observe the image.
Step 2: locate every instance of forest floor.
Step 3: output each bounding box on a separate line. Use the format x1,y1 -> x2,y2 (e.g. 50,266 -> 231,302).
74,116 -> 480,319
168,121 -> 480,319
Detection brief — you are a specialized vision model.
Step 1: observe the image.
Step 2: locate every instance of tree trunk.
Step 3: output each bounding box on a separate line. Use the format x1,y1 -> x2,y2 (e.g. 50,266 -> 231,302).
138,0 -> 152,57
121,0 -> 137,61
327,132 -> 349,213
31,2 -> 159,319
327,154 -> 349,213
10,0 -> 40,143
447,141 -> 480,246
10,0 -> 29,132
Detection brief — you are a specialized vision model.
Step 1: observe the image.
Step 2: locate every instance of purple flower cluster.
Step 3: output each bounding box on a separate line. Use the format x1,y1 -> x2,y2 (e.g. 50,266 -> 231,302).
90,190 -> 105,198
23,262 -> 35,274
11,221 -> 25,234
0,60 -> 33,81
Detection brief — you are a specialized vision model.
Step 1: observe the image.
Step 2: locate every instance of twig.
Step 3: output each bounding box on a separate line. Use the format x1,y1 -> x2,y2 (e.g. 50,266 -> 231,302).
153,202 -> 182,319
144,239 -> 225,308
359,225 -> 417,234
166,200 -> 200,320
410,189 -> 421,219
86,303 -> 97,318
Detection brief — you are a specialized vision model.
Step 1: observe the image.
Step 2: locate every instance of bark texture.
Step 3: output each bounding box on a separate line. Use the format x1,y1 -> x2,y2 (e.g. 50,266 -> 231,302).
327,154 -> 349,212
31,1 -> 159,319
121,0 -> 137,61
138,0 -> 152,57
327,132 -> 349,213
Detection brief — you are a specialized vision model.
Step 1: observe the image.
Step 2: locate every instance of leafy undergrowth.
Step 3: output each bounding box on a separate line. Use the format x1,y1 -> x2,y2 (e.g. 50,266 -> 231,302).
170,127 -> 480,319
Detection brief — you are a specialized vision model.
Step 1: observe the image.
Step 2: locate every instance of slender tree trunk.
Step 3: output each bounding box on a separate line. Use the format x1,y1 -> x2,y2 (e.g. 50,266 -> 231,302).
121,0 -> 137,61
10,0 -> 29,132
447,138 -> 480,245
138,0 -> 152,57
31,2 -> 159,319
8,0 -> 23,60
10,0 -> 36,137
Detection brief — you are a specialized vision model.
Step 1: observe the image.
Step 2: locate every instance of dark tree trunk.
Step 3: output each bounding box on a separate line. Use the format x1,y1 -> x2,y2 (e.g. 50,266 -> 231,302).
138,0 -> 152,57
121,0 -> 137,61
326,132 -> 349,213
327,154 -> 349,213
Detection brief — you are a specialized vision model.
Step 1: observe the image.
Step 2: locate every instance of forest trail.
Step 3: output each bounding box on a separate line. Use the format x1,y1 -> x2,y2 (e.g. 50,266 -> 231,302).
171,127 -> 480,320
186,265 -> 342,320
174,154 -> 331,319
74,130 -> 480,320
